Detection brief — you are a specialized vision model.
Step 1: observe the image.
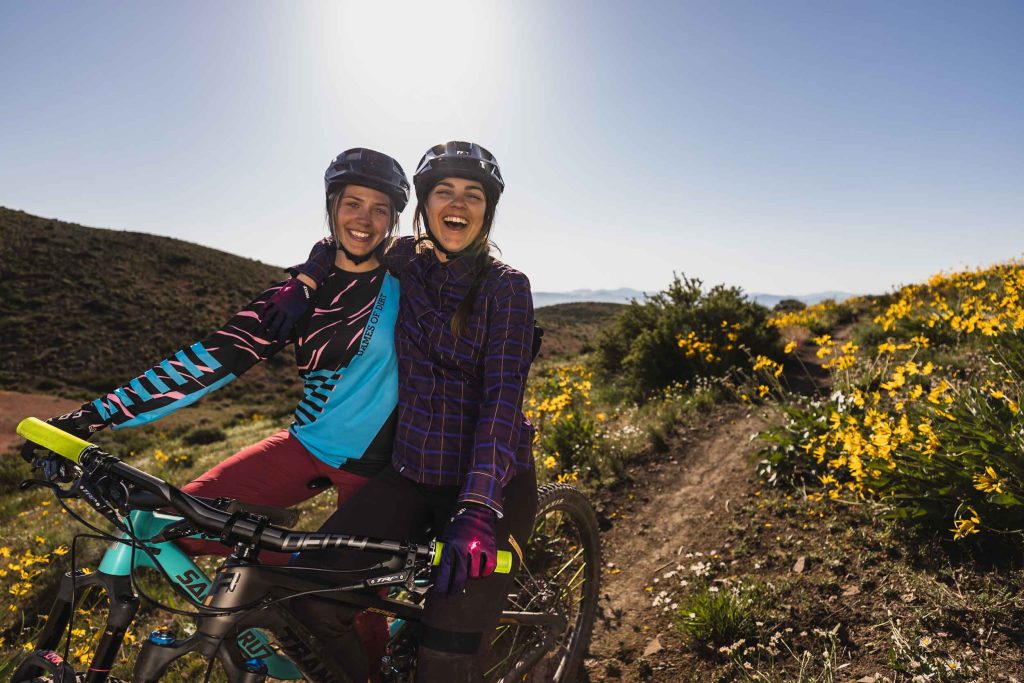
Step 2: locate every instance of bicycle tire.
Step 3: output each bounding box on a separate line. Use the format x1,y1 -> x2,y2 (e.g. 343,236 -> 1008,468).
484,484 -> 601,683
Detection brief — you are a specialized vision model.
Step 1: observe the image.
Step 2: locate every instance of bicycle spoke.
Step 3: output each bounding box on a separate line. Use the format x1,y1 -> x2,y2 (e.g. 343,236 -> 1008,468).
550,547 -> 585,580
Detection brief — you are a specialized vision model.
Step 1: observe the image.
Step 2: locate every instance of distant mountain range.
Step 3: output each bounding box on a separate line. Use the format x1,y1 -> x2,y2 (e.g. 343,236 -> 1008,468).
533,288 -> 861,309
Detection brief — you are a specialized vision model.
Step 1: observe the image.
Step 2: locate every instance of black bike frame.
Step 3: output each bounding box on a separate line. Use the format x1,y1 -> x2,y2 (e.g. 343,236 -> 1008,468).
131,546 -> 563,683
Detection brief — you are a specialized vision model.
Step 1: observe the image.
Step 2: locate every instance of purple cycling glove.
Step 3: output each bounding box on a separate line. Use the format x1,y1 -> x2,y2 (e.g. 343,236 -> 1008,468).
259,278 -> 313,344
290,237 -> 337,286
434,503 -> 498,596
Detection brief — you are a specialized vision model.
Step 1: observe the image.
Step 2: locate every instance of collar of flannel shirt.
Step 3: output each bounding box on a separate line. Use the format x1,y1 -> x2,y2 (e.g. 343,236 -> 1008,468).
422,247 -> 490,286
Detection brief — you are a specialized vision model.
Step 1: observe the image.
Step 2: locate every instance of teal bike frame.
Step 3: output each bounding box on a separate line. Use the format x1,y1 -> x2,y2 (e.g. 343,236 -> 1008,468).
37,509 -> 303,681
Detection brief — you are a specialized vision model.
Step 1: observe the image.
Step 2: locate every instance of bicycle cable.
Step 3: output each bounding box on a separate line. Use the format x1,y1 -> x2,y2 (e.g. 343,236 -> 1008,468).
49,476 -> 425,627
52,482 -> 262,618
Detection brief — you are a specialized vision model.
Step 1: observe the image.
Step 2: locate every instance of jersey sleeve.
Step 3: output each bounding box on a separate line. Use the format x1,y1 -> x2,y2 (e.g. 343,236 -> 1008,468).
87,285 -> 290,430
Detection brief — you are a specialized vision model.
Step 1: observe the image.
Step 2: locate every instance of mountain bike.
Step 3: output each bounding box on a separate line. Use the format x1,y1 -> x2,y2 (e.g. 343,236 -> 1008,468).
10,418 -> 601,682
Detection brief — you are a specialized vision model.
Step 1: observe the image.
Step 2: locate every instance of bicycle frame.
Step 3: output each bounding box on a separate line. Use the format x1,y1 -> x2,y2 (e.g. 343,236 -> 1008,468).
130,550 -> 565,683
32,509 -> 301,682
14,418 -> 569,683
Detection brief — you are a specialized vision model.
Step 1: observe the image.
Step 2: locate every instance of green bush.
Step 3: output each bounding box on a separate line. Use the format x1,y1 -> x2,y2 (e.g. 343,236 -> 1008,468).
773,298 -> 806,313
595,275 -> 779,402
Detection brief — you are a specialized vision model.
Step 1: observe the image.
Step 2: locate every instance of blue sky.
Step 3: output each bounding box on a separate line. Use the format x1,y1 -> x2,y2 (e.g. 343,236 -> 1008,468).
1,0 -> 1021,295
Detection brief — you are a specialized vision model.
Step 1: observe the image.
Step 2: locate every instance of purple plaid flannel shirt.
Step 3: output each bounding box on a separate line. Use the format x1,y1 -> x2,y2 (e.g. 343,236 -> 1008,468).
295,237 -> 536,516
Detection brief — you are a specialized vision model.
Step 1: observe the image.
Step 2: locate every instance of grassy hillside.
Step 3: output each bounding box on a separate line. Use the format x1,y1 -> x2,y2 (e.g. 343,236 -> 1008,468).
0,207 -> 299,400
535,301 -> 625,359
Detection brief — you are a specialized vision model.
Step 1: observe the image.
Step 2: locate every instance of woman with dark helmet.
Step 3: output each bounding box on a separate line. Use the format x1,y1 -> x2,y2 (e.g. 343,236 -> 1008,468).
283,141 -> 539,682
22,148 -> 411,678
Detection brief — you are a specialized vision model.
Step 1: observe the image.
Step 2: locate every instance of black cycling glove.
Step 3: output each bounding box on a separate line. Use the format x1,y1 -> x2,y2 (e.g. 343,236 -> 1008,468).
259,277 -> 313,344
20,407 -> 102,483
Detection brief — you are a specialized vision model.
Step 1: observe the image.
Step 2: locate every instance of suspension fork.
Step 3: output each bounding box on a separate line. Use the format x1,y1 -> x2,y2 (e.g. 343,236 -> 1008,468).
34,569 -> 140,683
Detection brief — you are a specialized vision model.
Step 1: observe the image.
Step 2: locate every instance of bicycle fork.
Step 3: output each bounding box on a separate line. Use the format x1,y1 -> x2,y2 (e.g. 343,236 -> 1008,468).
34,569 -> 140,683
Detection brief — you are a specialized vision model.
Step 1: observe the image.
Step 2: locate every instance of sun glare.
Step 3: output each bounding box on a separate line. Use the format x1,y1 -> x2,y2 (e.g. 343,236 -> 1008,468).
312,0 -> 508,127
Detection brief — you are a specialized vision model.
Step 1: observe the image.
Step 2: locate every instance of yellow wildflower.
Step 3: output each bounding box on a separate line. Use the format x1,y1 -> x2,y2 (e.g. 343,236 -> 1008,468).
951,506 -> 981,540
973,466 -> 1005,494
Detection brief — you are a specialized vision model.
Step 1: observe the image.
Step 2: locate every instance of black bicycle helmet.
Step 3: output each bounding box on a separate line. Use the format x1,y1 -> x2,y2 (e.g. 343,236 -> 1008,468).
413,141 -> 504,204
325,148 -> 410,213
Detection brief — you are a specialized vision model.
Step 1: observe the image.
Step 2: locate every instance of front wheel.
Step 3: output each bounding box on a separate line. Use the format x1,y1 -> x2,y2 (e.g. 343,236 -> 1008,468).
485,484 -> 602,683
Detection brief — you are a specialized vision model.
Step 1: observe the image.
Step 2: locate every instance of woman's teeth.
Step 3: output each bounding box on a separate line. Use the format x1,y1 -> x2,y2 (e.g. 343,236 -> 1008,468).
443,216 -> 468,229
349,230 -> 371,240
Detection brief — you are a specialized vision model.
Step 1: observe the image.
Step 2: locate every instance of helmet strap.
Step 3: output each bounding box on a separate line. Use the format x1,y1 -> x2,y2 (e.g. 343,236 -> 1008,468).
337,241 -> 376,266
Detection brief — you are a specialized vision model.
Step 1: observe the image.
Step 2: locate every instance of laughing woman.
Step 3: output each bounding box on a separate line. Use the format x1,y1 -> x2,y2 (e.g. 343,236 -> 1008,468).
285,141 -> 538,682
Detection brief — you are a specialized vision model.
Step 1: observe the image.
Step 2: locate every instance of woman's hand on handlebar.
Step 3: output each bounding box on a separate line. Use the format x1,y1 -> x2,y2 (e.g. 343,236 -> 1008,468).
20,410 -> 96,482
434,503 -> 498,595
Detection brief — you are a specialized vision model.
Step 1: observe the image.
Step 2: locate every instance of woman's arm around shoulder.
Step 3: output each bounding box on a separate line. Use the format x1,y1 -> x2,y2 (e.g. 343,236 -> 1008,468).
380,235 -> 418,275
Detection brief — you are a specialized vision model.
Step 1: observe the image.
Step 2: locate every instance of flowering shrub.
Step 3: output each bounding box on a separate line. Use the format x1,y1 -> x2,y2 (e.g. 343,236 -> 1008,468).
595,275 -> 779,402
758,260 -> 1024,541
526,364 -> 603,483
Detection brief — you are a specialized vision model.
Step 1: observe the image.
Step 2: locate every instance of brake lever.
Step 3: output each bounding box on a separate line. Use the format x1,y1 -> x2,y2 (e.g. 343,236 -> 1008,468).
19,477 -> 62,493
20,477 -> 83,502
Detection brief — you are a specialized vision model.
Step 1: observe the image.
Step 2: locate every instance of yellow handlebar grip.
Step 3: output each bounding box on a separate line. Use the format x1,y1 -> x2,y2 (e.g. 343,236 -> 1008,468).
496,550 -> 513,574
431,542 -> 513,574
16,417 -> 92,464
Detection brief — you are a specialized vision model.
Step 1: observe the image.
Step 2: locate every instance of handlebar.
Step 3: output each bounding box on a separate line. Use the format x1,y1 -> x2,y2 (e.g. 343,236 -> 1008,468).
16,417 -> 512,574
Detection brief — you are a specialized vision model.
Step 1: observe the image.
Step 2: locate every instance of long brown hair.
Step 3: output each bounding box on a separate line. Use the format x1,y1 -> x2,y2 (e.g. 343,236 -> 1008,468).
413,186 -> 500,337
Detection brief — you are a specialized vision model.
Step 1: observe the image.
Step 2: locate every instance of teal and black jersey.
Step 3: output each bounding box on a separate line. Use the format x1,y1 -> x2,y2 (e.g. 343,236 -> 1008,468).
288,267 -> 399,473
84,264 -> 400,476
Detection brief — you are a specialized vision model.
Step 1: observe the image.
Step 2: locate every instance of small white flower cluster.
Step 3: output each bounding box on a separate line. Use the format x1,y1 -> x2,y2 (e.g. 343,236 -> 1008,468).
890,619 -> 979,682
650,589 -> 679,613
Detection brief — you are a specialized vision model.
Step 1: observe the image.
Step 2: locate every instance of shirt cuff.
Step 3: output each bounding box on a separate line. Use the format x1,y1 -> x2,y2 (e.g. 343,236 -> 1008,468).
459,470 -> 505,518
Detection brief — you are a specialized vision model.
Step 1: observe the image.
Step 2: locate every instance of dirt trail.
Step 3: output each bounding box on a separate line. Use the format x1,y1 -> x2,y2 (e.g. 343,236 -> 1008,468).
584,406 -> 775,682
0,390 -> 80,453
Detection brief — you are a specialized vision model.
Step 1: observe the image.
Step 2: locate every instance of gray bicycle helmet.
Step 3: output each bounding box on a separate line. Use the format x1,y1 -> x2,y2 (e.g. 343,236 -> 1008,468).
413,141 -> 504,204
326,148 -> 410,213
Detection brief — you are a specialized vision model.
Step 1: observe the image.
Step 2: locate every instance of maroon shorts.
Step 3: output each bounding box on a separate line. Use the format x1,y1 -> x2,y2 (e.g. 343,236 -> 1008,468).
178,428 -> 371,562
177,429 -> 387,680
